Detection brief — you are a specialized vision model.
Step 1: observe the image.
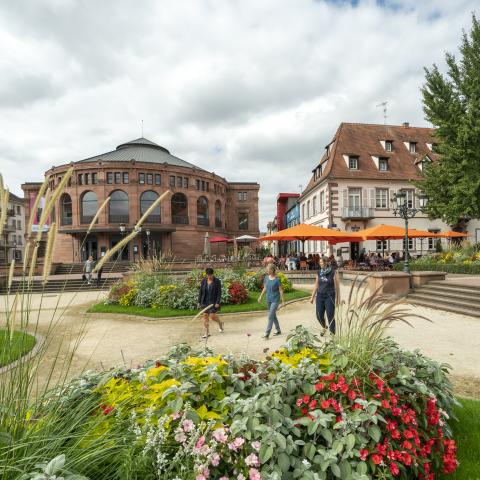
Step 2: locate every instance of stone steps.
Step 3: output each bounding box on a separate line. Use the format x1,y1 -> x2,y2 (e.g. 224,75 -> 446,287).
406,280 -> 480,318
54,262 -> 131,275
5,278 -> 117,294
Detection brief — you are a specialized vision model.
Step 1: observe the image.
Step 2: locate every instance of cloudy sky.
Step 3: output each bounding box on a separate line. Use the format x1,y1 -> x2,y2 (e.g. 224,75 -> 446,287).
0,0 -> 476,229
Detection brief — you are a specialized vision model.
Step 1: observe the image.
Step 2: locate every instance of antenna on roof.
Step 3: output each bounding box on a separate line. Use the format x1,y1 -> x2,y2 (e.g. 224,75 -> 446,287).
141,119 -> 144,137
298,184 -> 303,194
376,101 -> 388,125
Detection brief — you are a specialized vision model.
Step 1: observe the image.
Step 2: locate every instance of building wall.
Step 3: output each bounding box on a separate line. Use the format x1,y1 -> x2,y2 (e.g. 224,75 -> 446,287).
300,178 -> 480,257
0,196 -> 25,263
22,161 -> 260,262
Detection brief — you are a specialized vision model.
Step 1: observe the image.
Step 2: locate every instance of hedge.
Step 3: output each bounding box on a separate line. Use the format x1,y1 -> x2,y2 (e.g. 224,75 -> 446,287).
393,261 -> 480,274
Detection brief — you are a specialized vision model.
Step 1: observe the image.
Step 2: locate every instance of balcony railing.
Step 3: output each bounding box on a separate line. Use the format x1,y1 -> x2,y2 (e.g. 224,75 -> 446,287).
108,214 -> 130,224
197,217 -> 210,226
341,207 -> 375,220
172,215 -> 189,225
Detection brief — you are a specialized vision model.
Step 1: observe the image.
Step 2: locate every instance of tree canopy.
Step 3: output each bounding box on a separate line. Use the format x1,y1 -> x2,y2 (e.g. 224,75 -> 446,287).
417,14 -> 480,226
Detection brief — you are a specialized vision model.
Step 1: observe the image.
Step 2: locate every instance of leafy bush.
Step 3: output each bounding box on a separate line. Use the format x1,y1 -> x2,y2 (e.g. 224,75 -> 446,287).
228,281 -> 249,304
118,287 -> 137,307
107,281 -> 135,304
277,272 -> 293,293
6,323 -> 459,479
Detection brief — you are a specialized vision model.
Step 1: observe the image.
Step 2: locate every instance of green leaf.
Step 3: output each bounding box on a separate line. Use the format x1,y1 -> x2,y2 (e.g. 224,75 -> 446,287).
320,429 -> 333,444
357,462 -> 368,475
332,440 -> 344,454
368,424 -> 381,443
346,433 -> 356,450
278,452 -> 290,472
260,444 -> 274,463
305,442 -> 316,460
331,464 -> 341,478
45,455 -> 65,475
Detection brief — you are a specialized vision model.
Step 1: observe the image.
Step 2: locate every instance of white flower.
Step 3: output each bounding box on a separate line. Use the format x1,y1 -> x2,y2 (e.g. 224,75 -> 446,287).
302,459 -> 311,468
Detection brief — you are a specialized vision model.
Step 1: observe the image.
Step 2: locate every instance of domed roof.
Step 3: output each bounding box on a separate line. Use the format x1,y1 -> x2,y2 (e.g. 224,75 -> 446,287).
77,137 -> 201,170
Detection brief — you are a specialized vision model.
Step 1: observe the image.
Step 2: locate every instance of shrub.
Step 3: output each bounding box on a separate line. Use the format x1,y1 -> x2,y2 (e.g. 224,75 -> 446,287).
118,287 -> 137,307
107,281 -> 135,304
228,281 -> 249,304
277,271 -> 293,293
14,325 -> 458,479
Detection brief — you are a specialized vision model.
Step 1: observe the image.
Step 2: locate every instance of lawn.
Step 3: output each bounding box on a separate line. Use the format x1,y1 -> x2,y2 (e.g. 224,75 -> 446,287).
444,398 -> 480,479
0,330 -> 37,367
88,289 -> 310,318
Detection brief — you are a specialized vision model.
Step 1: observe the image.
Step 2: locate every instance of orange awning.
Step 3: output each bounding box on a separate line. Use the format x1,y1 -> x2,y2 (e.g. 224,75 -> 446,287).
437,231 -> 468,238
259,223 -> 361,244
354,224 -> 439,240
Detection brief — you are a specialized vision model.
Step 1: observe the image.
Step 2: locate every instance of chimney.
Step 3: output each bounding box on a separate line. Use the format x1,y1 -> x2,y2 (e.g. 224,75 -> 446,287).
402,122 -> 410,128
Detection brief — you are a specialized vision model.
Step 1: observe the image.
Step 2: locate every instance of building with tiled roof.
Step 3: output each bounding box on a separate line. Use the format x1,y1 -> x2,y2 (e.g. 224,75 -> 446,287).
299,122 -> 480,259
22,137 -> 259,262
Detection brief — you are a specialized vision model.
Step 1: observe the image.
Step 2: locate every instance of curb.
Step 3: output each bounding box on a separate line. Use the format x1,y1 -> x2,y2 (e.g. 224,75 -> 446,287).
89,295 -> 311,322
0,332 -> 45,375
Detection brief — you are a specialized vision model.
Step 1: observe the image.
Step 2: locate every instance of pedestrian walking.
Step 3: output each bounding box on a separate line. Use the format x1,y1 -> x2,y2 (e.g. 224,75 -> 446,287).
83,255 -> 95,285
310,257 -> 336,335
258,263 -> 285,339
198,267 -> 224,338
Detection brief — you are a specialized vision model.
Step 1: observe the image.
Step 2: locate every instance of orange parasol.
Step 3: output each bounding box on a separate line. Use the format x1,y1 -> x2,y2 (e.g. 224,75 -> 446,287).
437,231 -> 468,238
259,223 -> 361,251
354,224 -> 438,240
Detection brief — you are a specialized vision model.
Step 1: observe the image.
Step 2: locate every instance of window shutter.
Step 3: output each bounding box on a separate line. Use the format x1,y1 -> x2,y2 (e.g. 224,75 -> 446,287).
362,188 -> 368,207
340,189 -> 348,209
369,188 -> 376,208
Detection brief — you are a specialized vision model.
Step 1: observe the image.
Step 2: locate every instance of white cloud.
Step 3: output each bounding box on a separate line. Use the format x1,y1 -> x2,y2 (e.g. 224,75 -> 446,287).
0,0 -> 476,229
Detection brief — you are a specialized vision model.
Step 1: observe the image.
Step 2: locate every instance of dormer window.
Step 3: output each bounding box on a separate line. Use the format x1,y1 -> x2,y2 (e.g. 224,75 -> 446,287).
348,156 -> 358,170
385,141 -> 393,152
379,158 -> 389,171
409,142 -> 417,153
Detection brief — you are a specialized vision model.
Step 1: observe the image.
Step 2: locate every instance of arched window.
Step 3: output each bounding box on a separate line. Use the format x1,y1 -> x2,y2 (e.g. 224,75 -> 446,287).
171,193 -> 188,224
60,193 -> 72,226
140,191 -> 161,223
215,200 -> 222,228
197,196 -> 209,226
109,190 -> 129,223
80,191 -> 98,224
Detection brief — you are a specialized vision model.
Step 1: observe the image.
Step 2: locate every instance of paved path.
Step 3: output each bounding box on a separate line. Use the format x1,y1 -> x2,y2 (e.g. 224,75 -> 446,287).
2,286 -> 479,398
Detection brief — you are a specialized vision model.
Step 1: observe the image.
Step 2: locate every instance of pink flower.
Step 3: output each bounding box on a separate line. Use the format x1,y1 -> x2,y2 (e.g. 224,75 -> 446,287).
210,453 -> 220,467
195,436 -> 206,450
183,419 -> 194,432
219,478 -> 229,480
249,468 -> 262,480
251,441 -> 261,451
196,476 -> 206,480
228,437 -> 245,451
245,453 -> 260,467
171,412 -> 181,420
212,428 -> 228,443
174,429 -> 187,443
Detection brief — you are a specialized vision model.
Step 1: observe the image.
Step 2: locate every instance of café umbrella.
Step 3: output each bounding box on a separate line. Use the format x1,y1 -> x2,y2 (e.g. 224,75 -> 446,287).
259,223 -> 361,252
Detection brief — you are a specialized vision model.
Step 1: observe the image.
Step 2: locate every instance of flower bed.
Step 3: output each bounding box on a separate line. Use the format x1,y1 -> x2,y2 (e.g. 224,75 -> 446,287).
394,249 -> 480,275
6,326 -> 460,479
106,269 -> 294,311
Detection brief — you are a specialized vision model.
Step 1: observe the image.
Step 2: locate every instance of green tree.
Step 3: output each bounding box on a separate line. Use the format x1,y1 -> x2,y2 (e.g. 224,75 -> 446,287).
417,14 -> 480,226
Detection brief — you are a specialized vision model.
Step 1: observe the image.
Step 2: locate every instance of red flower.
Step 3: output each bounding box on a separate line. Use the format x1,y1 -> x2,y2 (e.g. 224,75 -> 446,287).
336,415 -> 342,423
337,375 -> 346,385
329,382 -> 338,392
359,449 -> 369,461
339,383 -> 349,394
301,407 -> 308,415
351,377 -> 361,388
102,405 -> 114,415
386,421 -> 398,432
352,402 -> 363,410
309,399 -> 317,410
391,429 -> 401,440
303,394 -> 310,404
402,440 -> 413,450
315,382 -> 325,391
381,400 -> 391,409
402,452 -> 412,466
296,398 -> 303,407
155,360 -> 162,367
403,429 -> 414,439
389,462 -> 400,476
347,389 -> 357,400
371,454 -> 382,465
321,399 -> 330,409
391,407 -> 402,417
322,372 -> 336,381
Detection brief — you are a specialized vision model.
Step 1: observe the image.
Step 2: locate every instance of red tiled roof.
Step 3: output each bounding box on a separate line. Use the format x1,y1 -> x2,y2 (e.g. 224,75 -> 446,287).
302,123 -> 438,196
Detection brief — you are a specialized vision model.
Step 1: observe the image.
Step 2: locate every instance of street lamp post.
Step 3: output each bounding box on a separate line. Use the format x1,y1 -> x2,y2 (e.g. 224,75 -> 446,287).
392,190 -> 428,275
146,228 -> 151,259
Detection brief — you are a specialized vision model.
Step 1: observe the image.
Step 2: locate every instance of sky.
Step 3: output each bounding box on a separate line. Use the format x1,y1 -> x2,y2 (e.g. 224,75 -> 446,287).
0,0 -> 476,230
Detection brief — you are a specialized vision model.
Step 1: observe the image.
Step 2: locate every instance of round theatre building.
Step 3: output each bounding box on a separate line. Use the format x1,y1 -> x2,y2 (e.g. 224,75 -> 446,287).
22,137 -> 260,262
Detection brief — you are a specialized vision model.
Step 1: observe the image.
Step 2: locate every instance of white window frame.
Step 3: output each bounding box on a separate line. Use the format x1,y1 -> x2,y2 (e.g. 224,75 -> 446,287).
409,142 -> 416,153
379,158 -> 388,171
385,141 -> 392,152
375,189 -> 388,209
348,156 -> 358,170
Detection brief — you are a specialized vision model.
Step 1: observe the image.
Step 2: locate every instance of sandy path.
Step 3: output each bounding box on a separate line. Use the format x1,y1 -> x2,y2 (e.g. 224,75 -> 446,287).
3,286 -> 479,398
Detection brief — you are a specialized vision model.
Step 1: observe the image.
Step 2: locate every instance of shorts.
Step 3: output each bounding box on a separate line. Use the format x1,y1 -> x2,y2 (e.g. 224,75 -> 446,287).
202,305 -> 219,314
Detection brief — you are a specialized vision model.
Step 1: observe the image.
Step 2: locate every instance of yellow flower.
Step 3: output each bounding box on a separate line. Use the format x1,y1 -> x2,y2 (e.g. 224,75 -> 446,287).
146,365 -> 168,378
271,347 -> 330,368
182,356 -> 227,368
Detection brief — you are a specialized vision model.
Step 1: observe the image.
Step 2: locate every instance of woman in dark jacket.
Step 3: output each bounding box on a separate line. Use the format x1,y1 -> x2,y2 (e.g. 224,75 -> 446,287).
198,267 -> 224,338
310,257 -> 336,334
